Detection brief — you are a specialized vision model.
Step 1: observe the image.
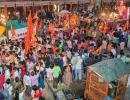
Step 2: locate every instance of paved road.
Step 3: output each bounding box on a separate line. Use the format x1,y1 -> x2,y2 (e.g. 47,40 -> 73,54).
43,81 -> 55,100
125,86 -> 130,100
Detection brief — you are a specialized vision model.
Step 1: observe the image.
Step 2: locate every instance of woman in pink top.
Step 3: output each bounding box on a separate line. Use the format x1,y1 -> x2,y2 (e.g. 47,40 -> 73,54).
30,63 -> 41,87
1,51 -> 6,64
64,64 -> 72,86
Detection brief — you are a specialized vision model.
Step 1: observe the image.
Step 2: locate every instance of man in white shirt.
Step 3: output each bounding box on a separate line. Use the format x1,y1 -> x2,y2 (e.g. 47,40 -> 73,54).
13,67 -> 19,79
26,59 -> 34,72
71,52 -> 79,79
23,72 -> 31,87
4,65 -> 10,80
75,56 -> 83,80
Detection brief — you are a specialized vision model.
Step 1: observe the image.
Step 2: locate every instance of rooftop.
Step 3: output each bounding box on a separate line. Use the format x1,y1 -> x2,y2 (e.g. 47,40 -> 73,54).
89,58 -> 130,83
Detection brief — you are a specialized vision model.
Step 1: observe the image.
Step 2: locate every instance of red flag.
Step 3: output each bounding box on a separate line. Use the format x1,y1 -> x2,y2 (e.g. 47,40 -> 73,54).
23,2 -> 26,16
24,11 -> 33,56
38,19 -> 42,32
10,21 -> 16,37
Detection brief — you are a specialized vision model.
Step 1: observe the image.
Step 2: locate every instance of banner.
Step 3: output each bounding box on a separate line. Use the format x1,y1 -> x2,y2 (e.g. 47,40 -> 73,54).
8,27 -> 27,39
8,27 -> 36,40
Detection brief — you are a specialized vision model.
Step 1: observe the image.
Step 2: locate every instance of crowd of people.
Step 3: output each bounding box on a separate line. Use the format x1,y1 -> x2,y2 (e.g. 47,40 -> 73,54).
0,4 -> 130,100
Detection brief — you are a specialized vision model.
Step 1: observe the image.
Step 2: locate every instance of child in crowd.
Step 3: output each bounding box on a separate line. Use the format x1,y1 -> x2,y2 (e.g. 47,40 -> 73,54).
46,66 -> 53,81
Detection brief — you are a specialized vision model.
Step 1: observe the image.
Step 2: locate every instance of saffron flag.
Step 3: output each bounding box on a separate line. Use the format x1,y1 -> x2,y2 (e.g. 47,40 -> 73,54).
33,12 -> 38,19
24,11 -> 33,56
34,19 -> 38,28
125,20 -> 129,30
48,23 -> 55,37
10,21 -> 16,37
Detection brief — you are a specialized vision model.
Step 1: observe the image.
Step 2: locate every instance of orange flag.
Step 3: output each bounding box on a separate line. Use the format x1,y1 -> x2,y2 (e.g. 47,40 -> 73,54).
125,20 -> 129,30
33,11 -> 38,19
48,23 -> 55,37
34,18 -> 38,27
10,21 -> 16,37
24,11 -> 32,56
